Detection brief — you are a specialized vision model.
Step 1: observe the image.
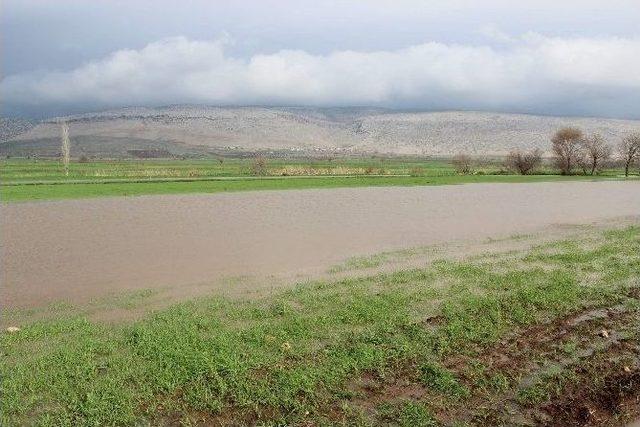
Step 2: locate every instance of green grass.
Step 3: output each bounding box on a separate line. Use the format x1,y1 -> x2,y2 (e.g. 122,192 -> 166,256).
378,401 -> 437,426
1,171 -> 620,202
2,225 -> 638,425
0,158 -> 455,182
2,157 -> 633,201
419,362 -> 469,399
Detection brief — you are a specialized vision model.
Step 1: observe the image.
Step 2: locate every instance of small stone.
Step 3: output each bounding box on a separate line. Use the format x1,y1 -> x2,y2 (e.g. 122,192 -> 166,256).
624,366 -> 632,373
6,326 -> 20,333
598,329 -> 609,338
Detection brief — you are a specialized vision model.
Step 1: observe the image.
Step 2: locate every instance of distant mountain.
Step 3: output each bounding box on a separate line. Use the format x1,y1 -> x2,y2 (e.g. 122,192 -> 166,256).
0,118 -> 36,143
2,106 -> 639,158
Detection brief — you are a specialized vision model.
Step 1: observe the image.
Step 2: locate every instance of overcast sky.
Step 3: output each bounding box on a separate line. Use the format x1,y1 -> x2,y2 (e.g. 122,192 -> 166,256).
2,0 -> 640,118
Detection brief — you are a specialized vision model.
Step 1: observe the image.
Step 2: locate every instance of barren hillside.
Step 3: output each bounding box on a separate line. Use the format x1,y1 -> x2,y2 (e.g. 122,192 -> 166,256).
2,106 -> 639,157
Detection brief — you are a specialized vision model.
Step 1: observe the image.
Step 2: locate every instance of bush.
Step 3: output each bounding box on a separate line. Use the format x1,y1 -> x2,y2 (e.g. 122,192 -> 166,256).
452,153 -> 473,175
505,149 -> 542,175
409,167 -> 425,177
250,156 -> 268,176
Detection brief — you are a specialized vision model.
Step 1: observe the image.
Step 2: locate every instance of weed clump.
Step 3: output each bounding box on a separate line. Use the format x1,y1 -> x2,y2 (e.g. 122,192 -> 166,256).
419,362 -> 469,398
409,166 -> 425,177
250,156 -> 268,176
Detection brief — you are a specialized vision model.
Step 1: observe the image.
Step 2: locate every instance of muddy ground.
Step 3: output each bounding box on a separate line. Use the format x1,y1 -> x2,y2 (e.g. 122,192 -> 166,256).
2,181 -> 640,310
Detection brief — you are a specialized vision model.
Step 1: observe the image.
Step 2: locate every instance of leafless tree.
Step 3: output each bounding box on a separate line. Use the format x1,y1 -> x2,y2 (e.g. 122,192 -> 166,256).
60,122 -> 71,176
551,127 -> 583,175
578,133 -> 611,176
505,148 -> 542,175
619,133 -> 640,177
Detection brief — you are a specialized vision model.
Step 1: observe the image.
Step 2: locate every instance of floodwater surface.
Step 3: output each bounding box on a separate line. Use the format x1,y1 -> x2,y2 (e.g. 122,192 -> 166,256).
2,181 -> 639,308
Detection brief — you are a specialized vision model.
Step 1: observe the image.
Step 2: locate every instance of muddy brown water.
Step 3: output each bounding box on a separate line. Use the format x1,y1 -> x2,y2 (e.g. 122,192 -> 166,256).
2,181 -> 639,309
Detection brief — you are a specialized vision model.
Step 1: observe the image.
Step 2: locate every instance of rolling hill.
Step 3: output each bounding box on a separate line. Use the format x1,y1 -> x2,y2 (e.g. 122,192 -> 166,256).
2,106 -> 639,158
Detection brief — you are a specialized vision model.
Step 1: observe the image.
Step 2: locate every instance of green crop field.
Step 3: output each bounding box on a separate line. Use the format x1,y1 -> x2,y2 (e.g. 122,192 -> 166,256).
0,158 -> 455,182
0,158 -> 631,202
2,225 -> 639,425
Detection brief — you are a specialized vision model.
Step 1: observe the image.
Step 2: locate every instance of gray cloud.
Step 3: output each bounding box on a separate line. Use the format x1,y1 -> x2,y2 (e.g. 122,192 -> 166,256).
2,33 -> 640,118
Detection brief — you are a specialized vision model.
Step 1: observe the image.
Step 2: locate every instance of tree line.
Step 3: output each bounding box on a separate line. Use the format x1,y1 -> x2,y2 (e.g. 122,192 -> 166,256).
551,128 -> 640,177
453,128 -> 640,177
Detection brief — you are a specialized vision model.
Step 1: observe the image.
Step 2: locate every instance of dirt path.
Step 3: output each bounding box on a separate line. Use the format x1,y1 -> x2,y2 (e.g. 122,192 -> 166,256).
2,181 -> 639,309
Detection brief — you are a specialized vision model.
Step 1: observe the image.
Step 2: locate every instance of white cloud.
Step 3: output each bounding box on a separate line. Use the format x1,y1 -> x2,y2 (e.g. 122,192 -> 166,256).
2,34 -> 640,117
479,25 -> 517,44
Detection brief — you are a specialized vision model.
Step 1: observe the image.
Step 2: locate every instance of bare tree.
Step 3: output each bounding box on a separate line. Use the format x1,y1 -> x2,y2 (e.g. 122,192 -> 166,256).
505,148 -> 542,175
619,133 -> 640,177
452,153 -> 472,175
579,133 -> 611,176
551,127 -> 583,175
60,122 -> 71,176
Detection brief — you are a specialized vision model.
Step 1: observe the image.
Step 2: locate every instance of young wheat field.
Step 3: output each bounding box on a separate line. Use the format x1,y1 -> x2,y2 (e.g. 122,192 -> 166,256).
1,157 -> 632,202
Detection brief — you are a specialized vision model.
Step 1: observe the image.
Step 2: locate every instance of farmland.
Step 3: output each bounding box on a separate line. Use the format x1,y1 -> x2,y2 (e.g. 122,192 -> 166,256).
0,157 -> 631,202
1,148 -> 639,427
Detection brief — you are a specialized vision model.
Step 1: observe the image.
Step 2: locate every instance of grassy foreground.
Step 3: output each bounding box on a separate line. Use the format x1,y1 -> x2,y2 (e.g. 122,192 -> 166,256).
2,225 -> 639,425
1,158 -> 628,201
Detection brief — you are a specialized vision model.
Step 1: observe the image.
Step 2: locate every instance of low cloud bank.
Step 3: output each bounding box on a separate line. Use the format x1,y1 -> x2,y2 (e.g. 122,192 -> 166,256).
2,34 -> 640,118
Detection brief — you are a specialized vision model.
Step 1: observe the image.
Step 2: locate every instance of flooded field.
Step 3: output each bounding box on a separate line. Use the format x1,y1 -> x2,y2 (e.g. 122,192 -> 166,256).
2,181 -> 639,309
